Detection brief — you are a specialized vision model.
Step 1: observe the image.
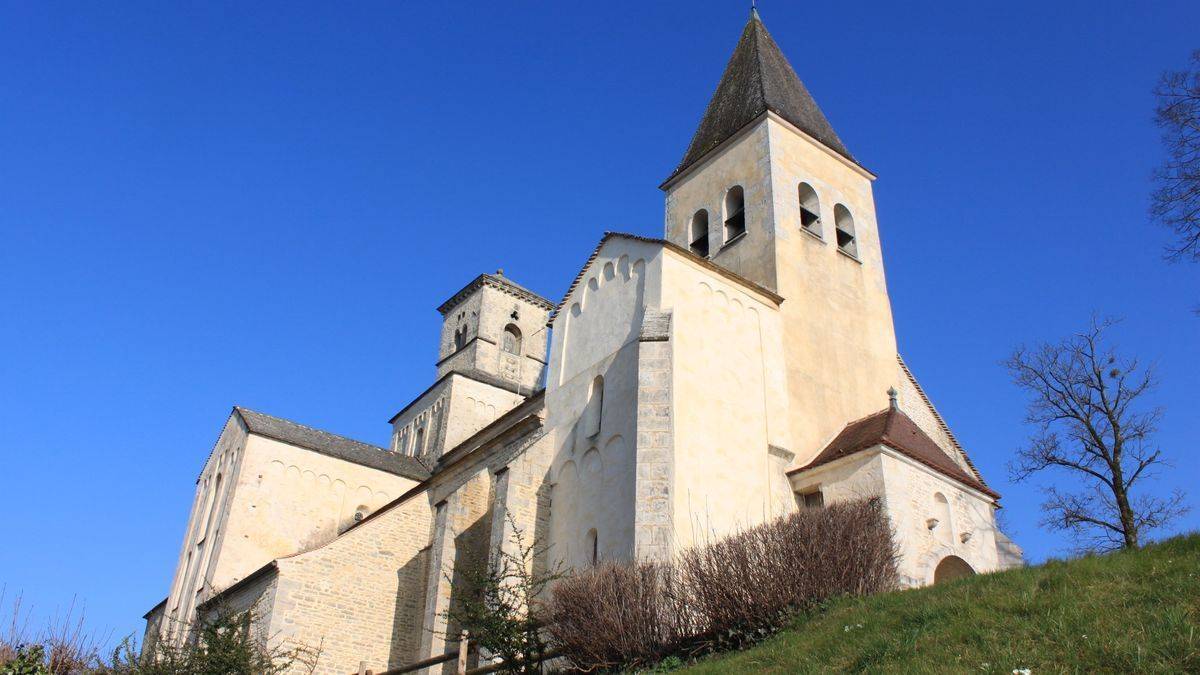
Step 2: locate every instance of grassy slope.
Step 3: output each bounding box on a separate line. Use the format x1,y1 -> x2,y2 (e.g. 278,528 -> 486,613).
682,534 -> 1199,674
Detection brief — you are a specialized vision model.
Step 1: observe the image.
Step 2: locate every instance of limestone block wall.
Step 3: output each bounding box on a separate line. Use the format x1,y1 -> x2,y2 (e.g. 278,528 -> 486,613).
392,380 -> 450,457
788,448 -> 999,586
877,451 -> 1001,586
788,453 -> 887,508
160,414 -> 248,642
392,374 -> 523,461
198,566 -> 279,645
633,333 -> 673,561
263,493 -> 433,675
419,471 -> 495,670
443,377 -> 524,454
209,434 -> 416,596
437,284 -> 549,392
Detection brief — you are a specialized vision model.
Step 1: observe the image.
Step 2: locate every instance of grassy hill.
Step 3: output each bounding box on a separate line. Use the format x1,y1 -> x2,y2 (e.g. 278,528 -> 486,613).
681,534 -> 1199,674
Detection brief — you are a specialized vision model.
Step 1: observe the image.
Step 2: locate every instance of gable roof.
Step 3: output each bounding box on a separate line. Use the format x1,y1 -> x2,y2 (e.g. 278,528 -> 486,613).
791,405 -> 999,499
549,231 -> 784,322
437,272 -> 554,316
234,407 -> 431,481
666,10 -> 856,185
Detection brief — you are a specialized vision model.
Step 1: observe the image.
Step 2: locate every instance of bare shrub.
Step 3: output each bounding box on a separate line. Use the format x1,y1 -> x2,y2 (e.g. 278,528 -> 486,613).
1,589 -> 107,674
546,498 -> 897,670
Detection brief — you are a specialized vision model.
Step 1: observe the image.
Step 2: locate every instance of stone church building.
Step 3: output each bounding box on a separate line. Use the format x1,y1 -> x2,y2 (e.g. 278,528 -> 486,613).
143,11 -> 1021,673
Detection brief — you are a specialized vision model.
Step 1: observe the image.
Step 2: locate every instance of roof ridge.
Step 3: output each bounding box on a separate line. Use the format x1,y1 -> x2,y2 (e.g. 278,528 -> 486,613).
548,231 -> 784,322
665,12 -> 857,184
896,355 -> 988,486
235,406 -> 385,451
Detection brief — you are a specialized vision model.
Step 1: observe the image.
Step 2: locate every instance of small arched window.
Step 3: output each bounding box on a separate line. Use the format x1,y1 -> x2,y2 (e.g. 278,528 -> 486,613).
834,204 -> 857,257
453,325 -> 466,351
414,427 -> 426,456
798,183 -> 821,236
724,186 -> 746,242
932,492 -> 953,546
502,324 -> 522,355
586,528 -> 599,566
689,210 -> 710,257
584,375 -> 604,438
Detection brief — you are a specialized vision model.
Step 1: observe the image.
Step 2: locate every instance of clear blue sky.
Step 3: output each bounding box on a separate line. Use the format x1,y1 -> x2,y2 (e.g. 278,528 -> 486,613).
1,0 -> 1197,647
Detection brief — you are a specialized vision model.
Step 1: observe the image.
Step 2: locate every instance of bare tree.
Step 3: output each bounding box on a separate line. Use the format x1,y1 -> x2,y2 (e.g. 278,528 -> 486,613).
1005,318 -> 1187,551
1152,50 -> 1200,262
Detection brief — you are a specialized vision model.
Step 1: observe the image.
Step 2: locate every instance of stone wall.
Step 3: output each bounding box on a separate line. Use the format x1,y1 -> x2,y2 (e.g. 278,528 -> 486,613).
633,314 -> 673,562
789,447 -> 1001,587
265,493 -> 433,675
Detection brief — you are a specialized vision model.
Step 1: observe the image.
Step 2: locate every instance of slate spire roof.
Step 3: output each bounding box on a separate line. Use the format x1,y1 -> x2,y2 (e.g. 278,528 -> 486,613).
666,9 -> 855,184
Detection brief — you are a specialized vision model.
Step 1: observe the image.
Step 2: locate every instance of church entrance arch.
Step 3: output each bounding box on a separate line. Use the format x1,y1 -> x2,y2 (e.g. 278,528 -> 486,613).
933,555 -> 975,584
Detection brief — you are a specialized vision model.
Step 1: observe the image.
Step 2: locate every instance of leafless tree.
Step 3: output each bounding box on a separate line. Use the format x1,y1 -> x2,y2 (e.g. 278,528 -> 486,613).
1152,50 -> 1200,262
1005,318 -> 1187,551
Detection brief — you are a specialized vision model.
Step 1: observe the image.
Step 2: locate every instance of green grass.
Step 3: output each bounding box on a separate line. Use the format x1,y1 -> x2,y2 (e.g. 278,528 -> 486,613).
680,534 -> 1200,674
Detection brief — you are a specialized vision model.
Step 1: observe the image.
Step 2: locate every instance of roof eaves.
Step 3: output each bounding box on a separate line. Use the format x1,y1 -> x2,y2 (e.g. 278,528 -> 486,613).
436,273 -> 554,316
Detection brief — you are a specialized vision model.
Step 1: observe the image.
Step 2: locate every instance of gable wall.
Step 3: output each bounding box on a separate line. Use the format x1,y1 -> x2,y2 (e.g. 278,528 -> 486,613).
544,238 -> 661,568
267,493 -> 433,674
206,434 -> 416,599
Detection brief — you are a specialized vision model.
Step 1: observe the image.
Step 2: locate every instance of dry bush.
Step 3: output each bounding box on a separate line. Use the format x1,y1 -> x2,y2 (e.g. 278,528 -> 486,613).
546,498 -> 897,670
1,589 -> 106,674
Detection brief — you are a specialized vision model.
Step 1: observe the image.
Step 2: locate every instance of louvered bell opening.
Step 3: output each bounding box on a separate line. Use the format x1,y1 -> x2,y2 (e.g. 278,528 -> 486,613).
724,208 -> 745,240
800,206 -> 820,230
690,234 -> 709,258
836,227 -> 855,254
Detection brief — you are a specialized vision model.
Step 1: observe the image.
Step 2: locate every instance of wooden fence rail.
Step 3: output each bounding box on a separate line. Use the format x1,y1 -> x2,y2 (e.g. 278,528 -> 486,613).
352,634 -> 562,675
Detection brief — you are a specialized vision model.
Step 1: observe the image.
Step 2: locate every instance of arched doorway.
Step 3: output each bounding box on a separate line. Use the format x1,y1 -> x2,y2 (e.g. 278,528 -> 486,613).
933,555 -> 975,584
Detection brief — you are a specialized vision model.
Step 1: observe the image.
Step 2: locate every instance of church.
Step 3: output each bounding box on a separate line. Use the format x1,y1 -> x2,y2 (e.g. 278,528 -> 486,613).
143,11 -> 1021,673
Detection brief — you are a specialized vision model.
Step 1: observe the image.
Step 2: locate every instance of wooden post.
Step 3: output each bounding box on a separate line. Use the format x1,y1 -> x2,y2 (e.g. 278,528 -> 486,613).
456,631 -> 469,674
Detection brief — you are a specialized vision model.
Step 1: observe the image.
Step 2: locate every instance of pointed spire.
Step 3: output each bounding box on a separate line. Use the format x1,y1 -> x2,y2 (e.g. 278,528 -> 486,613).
665,10 -> 854,184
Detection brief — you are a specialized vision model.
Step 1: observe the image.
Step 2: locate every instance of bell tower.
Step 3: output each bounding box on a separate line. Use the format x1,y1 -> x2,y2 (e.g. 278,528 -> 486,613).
435,271 -> 554,393
661,9 -> 901,462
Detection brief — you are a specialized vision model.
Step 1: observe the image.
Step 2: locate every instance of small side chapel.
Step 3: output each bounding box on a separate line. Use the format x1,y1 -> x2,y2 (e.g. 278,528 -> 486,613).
143,10 -> 1022,673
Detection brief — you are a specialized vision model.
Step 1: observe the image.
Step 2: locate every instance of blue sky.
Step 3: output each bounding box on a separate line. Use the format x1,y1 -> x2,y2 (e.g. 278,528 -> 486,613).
1,0 -> 1197,647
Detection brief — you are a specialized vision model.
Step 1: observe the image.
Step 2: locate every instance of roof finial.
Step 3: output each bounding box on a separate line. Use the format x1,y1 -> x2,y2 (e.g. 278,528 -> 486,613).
750,0 -> 759,19
887,387 -> 898,409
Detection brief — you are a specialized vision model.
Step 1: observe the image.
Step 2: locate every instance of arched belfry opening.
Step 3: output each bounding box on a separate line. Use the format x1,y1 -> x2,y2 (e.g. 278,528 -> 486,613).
502,324 -> 522,355
723,186 -> 746,242
689,209 -> 710,257
834,204 -> 857,257
798,182 -> 821,236
933,555 -> 975,584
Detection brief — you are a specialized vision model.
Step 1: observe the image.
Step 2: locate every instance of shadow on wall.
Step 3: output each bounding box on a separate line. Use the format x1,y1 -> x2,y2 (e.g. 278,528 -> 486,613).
442,478 -> 496,666
388,550 -> 431,668
560,255 -> 646,387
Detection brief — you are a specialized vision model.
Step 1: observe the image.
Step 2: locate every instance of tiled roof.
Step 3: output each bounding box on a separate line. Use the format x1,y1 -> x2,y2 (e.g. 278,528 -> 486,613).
235,407 -> 431,481
792,406 -> 999,499
665,9 -> 856,185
